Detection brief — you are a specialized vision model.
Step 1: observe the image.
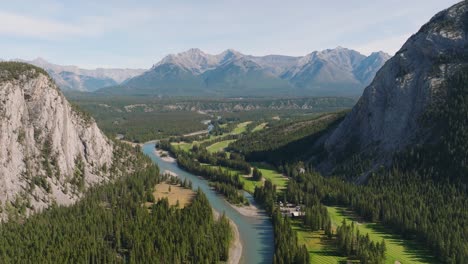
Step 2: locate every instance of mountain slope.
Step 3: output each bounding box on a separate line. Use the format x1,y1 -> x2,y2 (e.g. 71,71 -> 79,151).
202,57 -> 293,96
115,48 -> 390,97
22,58 -> 145,92
318,1 -> 468,178
281,47 -> 367,95
0,62 -> 115,218
353,51 -> 391,84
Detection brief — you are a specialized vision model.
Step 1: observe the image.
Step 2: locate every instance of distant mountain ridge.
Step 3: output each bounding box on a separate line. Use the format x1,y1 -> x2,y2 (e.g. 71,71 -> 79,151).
107,47 -> 390,97
15,58 -> 145,92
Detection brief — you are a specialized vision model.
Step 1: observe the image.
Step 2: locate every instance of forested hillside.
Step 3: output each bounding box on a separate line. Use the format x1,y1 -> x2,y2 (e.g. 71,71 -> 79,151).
227,2 -> 468,262
0,143 -> 232,263
229,111 -> 346,164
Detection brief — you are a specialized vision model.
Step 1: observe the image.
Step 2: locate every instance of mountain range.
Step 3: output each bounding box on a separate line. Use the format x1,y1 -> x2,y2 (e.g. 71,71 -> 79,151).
15,58 -> 145,92
101,48 -> 390,97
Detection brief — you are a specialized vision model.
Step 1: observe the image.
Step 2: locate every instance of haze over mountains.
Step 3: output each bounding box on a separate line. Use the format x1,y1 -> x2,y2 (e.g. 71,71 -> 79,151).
102,47 -> 391,97
8,48 -> 389,97
16,58 -> 145,92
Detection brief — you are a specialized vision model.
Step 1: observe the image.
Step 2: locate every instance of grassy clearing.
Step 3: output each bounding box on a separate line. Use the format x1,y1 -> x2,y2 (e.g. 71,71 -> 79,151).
171,142 -> 192,152
231,121 -> 252,134
146,182 -> 196,208
171,134 -> 227,152
206,139 -> 236,153
251,162 -> 288,190
252,122 -> 268,132
327,206 -> 436,264
293,207 -> 435,264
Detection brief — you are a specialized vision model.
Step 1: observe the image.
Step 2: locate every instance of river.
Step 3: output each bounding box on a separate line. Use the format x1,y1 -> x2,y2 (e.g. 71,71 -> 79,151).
142,143 -> 274,264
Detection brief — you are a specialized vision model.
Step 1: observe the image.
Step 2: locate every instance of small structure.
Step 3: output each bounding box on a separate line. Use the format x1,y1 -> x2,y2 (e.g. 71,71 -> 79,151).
291,211 -> 301,218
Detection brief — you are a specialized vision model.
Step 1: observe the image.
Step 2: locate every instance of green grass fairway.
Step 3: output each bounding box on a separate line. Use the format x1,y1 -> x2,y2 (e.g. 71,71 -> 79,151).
170,134 -> 227,153
327,206 -> 436,264
252,122 -> 267,132
239,176 -> 261,193
171,142 -> 192,152
206,139 -> 236,153
231,121 -> 252,134
292,219 -> 346,264
251,162 -> 288,190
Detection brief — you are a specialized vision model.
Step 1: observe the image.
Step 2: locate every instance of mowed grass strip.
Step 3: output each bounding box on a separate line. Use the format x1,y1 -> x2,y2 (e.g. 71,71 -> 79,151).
252,122 -> 268,132
171,142 -> 192,152
231,121 -> 252,134
251,162 -> 288,190
292,219 -> 346,264
327,206 -> 436,264
206,139 -> 236,153
238,175 -> 262,194
170,134 -> 227,152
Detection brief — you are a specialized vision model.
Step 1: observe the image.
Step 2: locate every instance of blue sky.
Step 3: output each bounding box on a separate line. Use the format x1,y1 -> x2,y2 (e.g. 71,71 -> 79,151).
0,0 -> 460,68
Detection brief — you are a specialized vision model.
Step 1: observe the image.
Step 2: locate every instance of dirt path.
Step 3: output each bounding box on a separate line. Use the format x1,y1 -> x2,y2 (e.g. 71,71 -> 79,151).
183,130 -> 208,137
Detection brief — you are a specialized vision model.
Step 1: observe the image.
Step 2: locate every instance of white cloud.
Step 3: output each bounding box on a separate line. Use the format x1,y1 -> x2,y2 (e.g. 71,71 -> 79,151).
0,8 -> 153,39
0,11 -> 90,38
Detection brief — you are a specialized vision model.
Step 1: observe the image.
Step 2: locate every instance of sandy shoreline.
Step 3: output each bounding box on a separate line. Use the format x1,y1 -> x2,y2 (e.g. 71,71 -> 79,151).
213,210 -> 242,264
231,200 -> 262,218
154,149 -> 176,163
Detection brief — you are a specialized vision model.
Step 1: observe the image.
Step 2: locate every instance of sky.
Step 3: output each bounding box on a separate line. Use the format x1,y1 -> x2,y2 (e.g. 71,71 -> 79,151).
0,0 -> 461,69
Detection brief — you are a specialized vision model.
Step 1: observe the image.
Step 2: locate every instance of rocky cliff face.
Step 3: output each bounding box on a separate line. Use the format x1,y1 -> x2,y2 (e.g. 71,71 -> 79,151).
319,1 -> 468,176
0,62 -> 114,218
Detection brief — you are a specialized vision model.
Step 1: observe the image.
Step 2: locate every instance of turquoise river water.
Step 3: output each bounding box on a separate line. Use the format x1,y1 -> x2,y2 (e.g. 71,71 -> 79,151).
142,142 -> 274,264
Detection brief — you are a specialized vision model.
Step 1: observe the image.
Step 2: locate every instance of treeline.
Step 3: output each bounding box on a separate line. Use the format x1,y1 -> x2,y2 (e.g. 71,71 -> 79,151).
197,134 -> 239,149
0,152 -> 233,263
280,163 -> 467,263
177,154 -> 248,205
0,61 -> 49,82
253,180 -> 309,263
161,173 -> 193,190
303,205 -> 332,235
210,182 -> 248,205
159,138 -> 251,179
337,220 -> 386,264
192,147 -> 251,175
159,141 -> 250,206
272,211 -> 310,264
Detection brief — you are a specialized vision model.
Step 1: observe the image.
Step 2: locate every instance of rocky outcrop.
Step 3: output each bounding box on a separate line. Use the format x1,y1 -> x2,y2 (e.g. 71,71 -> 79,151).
0,62 -> 114,218
318,1 -> 468,176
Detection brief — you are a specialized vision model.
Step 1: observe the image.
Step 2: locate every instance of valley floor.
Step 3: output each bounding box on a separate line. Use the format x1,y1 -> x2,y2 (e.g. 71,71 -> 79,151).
293,206 -> 437,264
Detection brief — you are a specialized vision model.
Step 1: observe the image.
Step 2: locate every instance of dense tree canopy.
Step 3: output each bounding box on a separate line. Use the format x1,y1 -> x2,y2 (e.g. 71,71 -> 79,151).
0,146 -> 232,263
